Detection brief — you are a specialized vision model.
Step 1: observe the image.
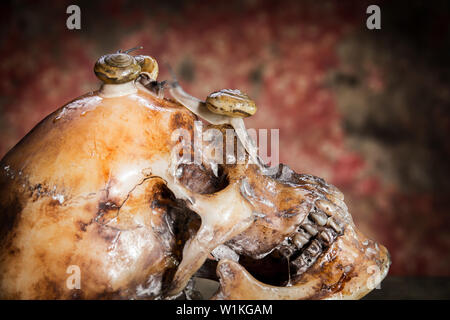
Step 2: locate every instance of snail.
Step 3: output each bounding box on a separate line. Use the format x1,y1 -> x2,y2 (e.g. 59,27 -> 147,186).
94,47 -> 159,85
169,81 -> 263,168
205,89 -> 257,118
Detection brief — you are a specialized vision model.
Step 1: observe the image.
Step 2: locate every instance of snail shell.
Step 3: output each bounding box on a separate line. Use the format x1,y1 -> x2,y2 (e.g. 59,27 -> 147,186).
135,55 -> 159,81
206,89 -> 257,118
94,53 -> 141,84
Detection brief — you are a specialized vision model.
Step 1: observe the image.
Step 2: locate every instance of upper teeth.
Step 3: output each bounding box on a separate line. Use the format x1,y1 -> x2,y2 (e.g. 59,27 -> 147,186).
293,232 -> 310,249
301,223 -> 318,236
315,199 -> 337,216
327,217 -> 342,233
288,205 -> 346,279
310,210 -> 328,226
319,229 -> 336,245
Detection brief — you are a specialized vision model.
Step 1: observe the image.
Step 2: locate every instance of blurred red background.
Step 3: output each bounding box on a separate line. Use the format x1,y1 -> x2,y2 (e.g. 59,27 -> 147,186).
1,0 -> 449,276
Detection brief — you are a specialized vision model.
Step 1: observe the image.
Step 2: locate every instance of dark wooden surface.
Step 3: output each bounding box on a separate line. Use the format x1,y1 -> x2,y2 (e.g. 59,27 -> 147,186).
363,276 -> 450,300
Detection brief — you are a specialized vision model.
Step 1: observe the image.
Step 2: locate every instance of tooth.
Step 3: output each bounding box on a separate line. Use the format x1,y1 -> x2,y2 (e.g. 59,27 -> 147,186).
279,245 -> 295,258
319,229 -> 336,245
297,228 -> 311,239
327,217 -> 342,233
310,210 -> 328,226
292,254 -> 307,270
293,233 -> 309,249
292,251 -> 319,274
305,240 -> 322,256
301,223 -> 318,236
315,199 -> 337,216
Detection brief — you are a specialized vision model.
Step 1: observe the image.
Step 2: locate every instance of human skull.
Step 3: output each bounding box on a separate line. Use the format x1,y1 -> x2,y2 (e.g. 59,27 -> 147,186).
0,51 -> 390,299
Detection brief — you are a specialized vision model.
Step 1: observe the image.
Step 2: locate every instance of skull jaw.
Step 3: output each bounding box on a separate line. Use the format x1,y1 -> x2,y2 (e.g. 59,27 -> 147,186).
211,224 -> 390,300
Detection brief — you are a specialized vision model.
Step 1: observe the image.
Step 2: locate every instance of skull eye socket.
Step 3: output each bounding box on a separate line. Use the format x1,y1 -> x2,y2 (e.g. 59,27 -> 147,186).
176,163 -> 229,194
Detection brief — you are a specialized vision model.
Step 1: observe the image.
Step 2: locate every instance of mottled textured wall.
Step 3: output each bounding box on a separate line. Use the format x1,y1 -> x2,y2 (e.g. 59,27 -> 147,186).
1,0 -> 449,276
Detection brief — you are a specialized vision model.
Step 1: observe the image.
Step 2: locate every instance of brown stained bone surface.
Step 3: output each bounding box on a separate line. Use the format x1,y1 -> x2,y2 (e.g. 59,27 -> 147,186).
0,87 -> 197,299
0,78 -> 390,299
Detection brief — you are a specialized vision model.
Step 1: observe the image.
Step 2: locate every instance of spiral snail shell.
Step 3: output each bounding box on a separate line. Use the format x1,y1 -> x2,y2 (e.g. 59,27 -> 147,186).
205,89 -> 257,118
94,48 -> 159,84
135,55 -> 159,81
94,53 -> 141,84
